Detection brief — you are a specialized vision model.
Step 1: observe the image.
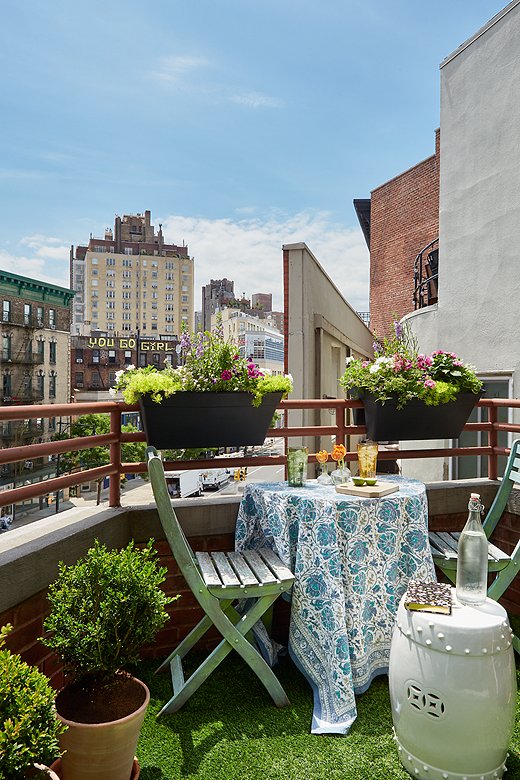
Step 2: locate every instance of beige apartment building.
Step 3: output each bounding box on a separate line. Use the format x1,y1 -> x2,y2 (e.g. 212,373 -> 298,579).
211,307 -> 284,375
70,210 -> 194,338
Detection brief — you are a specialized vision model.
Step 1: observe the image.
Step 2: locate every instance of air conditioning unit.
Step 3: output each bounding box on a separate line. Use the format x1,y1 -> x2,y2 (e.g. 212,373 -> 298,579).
75,358 -> 83,363
24,461 -> 33,470
49,325 -> 56,330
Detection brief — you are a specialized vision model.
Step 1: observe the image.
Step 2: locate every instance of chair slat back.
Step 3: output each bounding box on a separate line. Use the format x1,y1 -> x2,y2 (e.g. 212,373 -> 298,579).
146,446 -> 204,591
483,439 -> 520,538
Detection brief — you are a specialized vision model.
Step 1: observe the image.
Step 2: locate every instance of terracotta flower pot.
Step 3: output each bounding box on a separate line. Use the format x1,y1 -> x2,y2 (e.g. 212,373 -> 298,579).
53,677 -> 149,780
49,758 -> 140,780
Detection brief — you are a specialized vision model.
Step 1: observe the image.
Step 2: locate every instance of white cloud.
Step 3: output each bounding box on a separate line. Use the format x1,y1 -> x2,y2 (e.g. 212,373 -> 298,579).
161,211 -> 369,313
230,91 -> 282,109
0,249 -> 70,290
152,54 -> 210,85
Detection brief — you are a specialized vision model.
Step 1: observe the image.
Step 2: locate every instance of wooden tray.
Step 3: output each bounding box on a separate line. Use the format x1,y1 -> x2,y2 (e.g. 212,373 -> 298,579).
335,481 -> 400,498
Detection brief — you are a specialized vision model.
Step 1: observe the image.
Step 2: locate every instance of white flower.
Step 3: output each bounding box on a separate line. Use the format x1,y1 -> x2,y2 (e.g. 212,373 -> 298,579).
369,363 -> 381,373
345,356 -> 354,365
285,373 -> 293,384
126,364 -> 135,372
375,356 -> 392,365
108,387 -> 118,397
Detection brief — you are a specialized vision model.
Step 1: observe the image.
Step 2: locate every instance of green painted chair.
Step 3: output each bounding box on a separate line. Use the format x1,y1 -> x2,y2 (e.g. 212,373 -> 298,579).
429,438 -> 520,652
146,446 -> 295,716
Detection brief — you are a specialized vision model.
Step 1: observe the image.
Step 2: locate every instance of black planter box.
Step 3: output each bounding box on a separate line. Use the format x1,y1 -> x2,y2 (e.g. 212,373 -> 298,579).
359,392 -> 481,442
139,391 -> 283,449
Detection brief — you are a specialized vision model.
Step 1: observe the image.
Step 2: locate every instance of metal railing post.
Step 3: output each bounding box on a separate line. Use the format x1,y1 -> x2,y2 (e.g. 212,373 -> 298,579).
488,404 -> 498,481
109,405 -> 122,507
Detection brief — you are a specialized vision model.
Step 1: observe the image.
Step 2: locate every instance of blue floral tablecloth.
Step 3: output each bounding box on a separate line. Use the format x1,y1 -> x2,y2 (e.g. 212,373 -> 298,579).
235,475 -> 436,734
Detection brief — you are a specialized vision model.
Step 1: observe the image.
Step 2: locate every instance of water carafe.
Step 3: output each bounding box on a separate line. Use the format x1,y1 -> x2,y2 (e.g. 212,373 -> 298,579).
455,492 -> 488,605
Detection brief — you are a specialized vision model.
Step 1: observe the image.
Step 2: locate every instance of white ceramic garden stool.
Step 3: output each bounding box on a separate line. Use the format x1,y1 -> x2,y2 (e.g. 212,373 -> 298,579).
389,590 -> 516,780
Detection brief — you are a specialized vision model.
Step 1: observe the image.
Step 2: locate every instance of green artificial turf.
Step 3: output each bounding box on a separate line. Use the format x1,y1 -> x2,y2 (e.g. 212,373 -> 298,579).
135,650 -> 520,780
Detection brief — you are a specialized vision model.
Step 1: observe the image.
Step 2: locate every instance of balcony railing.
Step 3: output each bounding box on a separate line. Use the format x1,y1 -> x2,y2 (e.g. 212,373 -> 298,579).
0,397 -> 518,511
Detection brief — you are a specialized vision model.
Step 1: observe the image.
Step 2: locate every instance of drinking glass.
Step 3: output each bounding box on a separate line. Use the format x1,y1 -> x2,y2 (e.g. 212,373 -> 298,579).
287,447 -> 308,487
357,441 -> 378,479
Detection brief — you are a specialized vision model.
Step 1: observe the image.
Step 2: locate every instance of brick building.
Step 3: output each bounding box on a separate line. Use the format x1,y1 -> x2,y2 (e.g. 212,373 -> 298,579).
71,333 -> 179,401
357,129 -> 440,337
0,271 -> 74,516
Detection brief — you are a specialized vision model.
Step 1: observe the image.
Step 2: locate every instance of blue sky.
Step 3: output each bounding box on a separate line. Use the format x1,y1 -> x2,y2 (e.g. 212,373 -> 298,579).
0,0 -> 508,312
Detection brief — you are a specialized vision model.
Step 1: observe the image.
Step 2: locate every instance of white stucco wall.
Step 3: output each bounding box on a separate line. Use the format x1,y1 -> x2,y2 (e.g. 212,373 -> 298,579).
284,242 -> 373,457
405,2 -> 520,481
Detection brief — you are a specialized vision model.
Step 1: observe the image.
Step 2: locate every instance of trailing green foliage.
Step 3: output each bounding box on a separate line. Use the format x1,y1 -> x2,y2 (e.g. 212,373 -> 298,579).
111,319 -> 293,407
0,625 -> 65,779
42,540 -> 175,683
340,321 -> 482,409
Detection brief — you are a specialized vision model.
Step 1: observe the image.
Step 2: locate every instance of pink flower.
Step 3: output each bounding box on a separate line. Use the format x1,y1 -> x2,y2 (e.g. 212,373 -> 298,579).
361,361 -> 369,368
424,378 -> 436,389
221,370 -> 232,380
233,354 -> 239,360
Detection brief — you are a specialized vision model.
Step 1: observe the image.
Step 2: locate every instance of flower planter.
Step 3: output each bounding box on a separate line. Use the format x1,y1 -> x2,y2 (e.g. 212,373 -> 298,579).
139,391 -> 283,448
359,392 -> 481,442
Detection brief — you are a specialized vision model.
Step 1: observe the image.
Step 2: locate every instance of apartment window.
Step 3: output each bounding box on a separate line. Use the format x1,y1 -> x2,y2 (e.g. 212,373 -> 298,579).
49,373 -> 56,399
37,339 -> 45,362
106,270 -> 116,278
92,279 -> 99,287
151,261 -> 158,267
165,261 -> 175,270
151,324 -> 158,331
91,257 -> 98,264
92,301 -> 98,309
2,373 -> 11,397
92,269 -> 98,276
107,281 -> 115,288
152,292 -> 157,299
123,258 -> 133,267
181,295 -> 188,302
91,371 -> 101,388
107,323 -> 115,331
37,373 -> 45,396
151,304 -> 157,311
122,271 -> 131,279
49,341 -> 57,363
107,301 -> 115,309
75,372 -> 84,387
107,312 -> 114,320
24,303 -> 32,325
2,300 -> 11,322
108,350 -> 116,364
123,292 -> 131,299
2,334 -> 11,361
142,259 -> 147,267
124,350 -> 132,363
75,348 -> 84,363
109,371 -> 116,386
106,257 -> 115,266
48,309 -> 56,328
107,291 -> 115,298
92,289 -> 99,297
122,313 -> 131,321
181,265 -> 189,273
124,247 -> 133,255
92,349 -> 100,364
37,306 -> 44,326
48,416 -> 56,432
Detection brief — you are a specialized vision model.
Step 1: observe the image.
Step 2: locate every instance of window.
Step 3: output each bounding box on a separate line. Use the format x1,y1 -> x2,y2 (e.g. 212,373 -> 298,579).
75,348 -> 83,363
92,279 -> 99,287
107,323 -> 115,331
109,371 -> 116,386
124,247 -> 133,255
37,306 -> 44,326
49,373 -> 56,399
2,373 -> 11,397
37,373 -> 45,396
108,350 -> 116,364
107,280 -> 115,288
2,334 -> 11,361
91,257 -> 98,264
91,371 -> 101,388
123,258 -> 133,267
48,309 -> 56,328
92,349 -> 100,364
92,289 -> 99,297
24,303 -> 32,325
2,300 -> 11,322
49,341 -> 57,364
124,350 -> 132,363
48,416 -> 56,432
106,257 -> 115,266
37,340 -> 44,362
142,259 -> 147,267
75,372 -> 84,387
181,295 -> 188,302
92,269 -> 98,276
123,271 -> 131,279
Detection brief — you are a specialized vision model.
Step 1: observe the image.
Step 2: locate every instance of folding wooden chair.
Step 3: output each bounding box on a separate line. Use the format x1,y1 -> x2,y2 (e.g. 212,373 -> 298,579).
429,438 -> 520,652
146,446 -> 295,716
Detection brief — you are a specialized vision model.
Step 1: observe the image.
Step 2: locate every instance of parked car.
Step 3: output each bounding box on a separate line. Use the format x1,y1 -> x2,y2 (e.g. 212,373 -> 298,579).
201,468 -> 231,490
164,470 -> 203,498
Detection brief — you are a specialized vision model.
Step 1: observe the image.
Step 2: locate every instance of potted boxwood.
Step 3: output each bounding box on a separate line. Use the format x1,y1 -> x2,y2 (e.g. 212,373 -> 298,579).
340,321 -> 483,441
42,540 -> 174,780
0,624 -> 64,779
111,319 -> 293,448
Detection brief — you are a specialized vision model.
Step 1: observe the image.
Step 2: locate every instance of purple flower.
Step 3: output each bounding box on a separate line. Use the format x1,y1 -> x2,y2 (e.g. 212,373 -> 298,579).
221,370 -> 232,381
372,340 -> 382,352
393,320 -> 403,339
195,332 -> 205,358
180,329 -> 191,352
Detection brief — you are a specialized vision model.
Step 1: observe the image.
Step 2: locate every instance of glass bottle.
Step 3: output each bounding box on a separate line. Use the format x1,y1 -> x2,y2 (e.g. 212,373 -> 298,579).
455,492 -> 488,606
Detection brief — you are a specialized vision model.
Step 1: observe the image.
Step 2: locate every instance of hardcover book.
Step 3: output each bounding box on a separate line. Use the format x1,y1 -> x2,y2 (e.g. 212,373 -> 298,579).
404,580 -> 452,615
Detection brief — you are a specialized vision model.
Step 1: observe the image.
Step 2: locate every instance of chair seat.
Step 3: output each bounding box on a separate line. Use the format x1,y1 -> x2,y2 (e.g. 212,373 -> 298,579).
196,548 -> 294,599
429,530 -> 511,573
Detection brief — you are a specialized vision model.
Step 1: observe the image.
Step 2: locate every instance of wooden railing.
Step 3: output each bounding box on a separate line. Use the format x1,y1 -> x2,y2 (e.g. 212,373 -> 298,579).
0,398 -> 519,510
